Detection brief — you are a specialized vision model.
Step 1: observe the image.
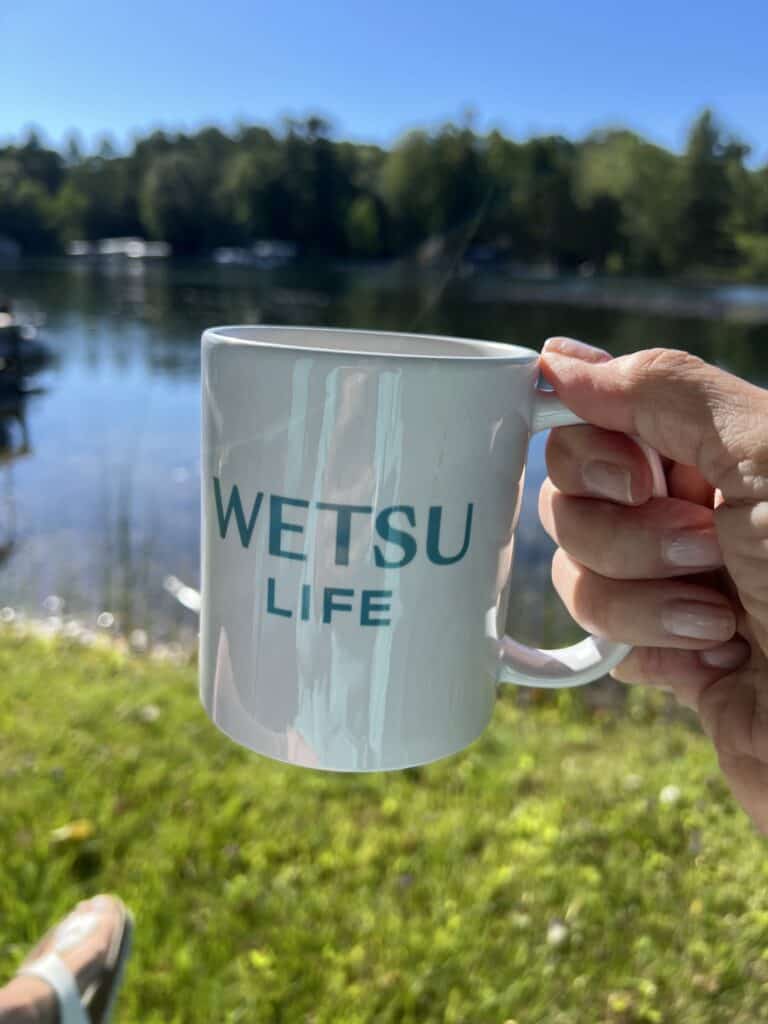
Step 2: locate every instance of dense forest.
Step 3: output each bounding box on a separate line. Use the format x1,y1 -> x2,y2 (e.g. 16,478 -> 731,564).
2,110 -> 768,278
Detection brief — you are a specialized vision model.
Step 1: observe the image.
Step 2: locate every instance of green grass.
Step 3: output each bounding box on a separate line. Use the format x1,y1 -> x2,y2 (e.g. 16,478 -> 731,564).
1,635 -> 767,1024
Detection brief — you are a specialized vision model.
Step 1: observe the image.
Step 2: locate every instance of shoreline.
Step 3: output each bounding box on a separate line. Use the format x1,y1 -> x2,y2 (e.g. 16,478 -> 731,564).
0,609 -> 198,664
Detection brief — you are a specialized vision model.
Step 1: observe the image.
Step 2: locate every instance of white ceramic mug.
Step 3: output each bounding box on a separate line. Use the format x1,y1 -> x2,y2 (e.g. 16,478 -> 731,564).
200,326 -> 664,772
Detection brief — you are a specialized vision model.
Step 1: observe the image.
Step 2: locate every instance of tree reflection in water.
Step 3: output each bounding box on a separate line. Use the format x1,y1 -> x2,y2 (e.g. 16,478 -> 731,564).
0,387 -> 30,569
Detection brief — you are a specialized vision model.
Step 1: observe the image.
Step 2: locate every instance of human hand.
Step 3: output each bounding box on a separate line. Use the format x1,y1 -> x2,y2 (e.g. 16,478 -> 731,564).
538,337 -> 768,831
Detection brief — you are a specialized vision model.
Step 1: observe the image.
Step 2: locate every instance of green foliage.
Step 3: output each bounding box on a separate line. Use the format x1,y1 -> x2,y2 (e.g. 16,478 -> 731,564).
0,111 -> 767,275
140,152 -> 212,251
1,636 -> 766,1023
218,142 -> 285,242
345,195 -> 384,256
0,139 -> 61,253
736,233 -> 768,278
380,126 -> 490,251
576,131 -> 680,273
54,156 -> 140,243
675,110 -> 747,271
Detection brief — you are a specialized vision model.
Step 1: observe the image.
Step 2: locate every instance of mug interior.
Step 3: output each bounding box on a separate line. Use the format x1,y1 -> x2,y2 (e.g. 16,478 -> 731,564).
204,325 -> 539,362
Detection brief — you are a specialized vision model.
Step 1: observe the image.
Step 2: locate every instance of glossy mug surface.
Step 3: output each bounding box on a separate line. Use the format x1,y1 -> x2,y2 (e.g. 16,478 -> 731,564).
199,326 -> 644,772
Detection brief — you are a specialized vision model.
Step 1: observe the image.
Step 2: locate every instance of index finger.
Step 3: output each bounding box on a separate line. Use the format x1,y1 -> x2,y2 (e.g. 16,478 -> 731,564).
540,339 -> 766,501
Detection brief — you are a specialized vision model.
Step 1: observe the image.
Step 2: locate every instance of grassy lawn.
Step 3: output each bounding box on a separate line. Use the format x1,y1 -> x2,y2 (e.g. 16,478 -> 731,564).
1,635 -> 767,1024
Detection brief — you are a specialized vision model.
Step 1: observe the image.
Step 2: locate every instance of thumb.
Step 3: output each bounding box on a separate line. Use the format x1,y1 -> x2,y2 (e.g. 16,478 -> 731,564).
540,338 -> 768,502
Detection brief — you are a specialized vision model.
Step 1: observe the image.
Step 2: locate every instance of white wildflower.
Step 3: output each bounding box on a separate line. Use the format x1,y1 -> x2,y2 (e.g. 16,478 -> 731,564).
138,703 -> 161,723
130,628 -> 149,652
659,784 -> 681,805
546,920 -> 569,947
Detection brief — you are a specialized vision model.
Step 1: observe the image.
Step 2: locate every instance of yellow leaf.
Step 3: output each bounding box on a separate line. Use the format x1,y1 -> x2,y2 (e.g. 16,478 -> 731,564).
248,948 -> 274,972
50,819 -> 95,844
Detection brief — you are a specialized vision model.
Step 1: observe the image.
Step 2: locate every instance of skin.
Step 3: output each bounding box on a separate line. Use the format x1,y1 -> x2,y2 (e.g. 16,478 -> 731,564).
538,336 -> 768,833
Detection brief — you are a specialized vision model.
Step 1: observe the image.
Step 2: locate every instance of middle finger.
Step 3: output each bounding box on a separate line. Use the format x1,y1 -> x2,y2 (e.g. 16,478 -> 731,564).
539,479 -> 723,579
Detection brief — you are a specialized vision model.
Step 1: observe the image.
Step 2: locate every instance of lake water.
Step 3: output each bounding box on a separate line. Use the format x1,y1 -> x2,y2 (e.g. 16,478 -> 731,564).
1,260 -> 767,648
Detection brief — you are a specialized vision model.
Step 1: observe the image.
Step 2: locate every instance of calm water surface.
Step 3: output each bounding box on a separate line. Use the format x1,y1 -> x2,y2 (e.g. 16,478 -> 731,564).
1,260 -> 767,645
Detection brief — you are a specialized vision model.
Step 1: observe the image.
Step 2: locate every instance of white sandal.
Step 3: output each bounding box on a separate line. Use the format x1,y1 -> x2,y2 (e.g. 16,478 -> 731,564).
16,896 -> 134,1024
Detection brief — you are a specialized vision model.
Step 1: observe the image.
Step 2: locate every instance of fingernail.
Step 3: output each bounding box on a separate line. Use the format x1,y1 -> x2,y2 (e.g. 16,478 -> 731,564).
661,600 -> 735,642
662,530 -> 723,569
699,638 -> 750,669
582,460 -> 634,503
543,337 -> 612,363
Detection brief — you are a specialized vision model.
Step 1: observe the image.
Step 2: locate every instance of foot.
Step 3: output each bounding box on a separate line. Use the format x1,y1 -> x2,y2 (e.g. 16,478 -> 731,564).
0,896 -> 125,1023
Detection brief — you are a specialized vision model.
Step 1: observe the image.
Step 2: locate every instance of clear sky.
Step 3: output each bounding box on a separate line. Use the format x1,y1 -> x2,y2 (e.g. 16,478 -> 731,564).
2,0 -> 767,162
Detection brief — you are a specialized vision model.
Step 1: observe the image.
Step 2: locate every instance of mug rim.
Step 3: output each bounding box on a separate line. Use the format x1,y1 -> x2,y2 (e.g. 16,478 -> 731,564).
203,324 -> 540,363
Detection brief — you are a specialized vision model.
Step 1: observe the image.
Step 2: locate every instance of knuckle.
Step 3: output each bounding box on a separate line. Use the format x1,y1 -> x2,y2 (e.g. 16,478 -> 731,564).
538,495 -> 551,540
715,502 -> 768,606
584,514 -> 627,577
538,481 -> 556,537
550,548 -> 567,594
698,683 -> 729,753
622,350 -> 768,497
545,428 -> 581,487
538,476 -> 555,507
624,348 -> 721,475
545,427 -> 570,464
626,347 -> 705,385
630,645 -> 667,682
610,650 -> 644,684
566,563 -> 604,634
544,492 -> 578,555
714,448 -> 768,501
551,550 -> 630,639
550,549 -> 580,614
550,496 -> 628,577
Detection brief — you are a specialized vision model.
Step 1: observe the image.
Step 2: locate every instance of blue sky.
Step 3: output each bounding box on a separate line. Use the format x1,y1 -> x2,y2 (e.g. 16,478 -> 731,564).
3,1 -> 766,162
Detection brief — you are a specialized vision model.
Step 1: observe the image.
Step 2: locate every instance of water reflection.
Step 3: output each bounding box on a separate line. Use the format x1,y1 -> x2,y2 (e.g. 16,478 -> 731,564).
0,387 -> 30,568
0,259 -> 766,644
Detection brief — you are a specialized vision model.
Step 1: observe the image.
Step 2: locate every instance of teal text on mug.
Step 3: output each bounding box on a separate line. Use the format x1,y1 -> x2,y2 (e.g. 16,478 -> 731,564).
199,326 -> 663,771
212,478 -> 476,624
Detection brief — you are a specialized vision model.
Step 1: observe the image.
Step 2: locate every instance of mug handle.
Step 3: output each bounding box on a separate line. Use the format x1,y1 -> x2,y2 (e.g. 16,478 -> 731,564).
497,390 -> 667,690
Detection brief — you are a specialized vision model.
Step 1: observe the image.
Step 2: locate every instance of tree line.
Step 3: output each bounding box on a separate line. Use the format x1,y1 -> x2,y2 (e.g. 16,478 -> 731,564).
1,110 -> 768,278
